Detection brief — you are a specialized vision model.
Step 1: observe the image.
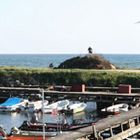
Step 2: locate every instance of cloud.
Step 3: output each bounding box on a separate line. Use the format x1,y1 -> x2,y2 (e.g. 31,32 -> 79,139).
135,21 -> 140,24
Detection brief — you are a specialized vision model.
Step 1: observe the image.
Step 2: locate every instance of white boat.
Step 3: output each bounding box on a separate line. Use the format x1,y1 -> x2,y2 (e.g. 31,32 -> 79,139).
43,100 -> 70,114
20,100 -> 48,113
0,97 -> 28,112
101,103 -> 129,115
66,102 -> 87,114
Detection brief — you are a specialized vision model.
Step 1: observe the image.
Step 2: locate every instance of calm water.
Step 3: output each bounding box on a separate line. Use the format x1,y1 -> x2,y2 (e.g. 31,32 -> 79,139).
0,54 -> 140,68
0,102 -> 97,134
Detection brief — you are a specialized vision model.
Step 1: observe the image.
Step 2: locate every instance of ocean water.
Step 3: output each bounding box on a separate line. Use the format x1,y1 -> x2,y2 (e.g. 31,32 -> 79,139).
0,54 -> 140,68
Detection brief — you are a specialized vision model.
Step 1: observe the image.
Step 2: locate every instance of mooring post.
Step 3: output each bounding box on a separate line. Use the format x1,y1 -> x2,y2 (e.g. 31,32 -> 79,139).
137,116 -> 139,125
128,119 -> 131,128
120,123 -> 124,132
110,127 -> 113,137
40,89 -> 45,140
92,123 -> 98,140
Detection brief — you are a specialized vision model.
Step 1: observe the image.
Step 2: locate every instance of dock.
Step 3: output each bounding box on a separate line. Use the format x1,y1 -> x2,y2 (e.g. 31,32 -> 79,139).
49,107 -> 140,140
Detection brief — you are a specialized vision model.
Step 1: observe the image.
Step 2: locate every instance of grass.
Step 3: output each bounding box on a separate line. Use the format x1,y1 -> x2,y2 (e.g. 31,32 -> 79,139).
0,67 -> 140,87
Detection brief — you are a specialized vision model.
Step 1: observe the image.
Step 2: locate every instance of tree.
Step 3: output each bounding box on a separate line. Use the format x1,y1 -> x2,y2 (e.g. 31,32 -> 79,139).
88,47 -> 93,54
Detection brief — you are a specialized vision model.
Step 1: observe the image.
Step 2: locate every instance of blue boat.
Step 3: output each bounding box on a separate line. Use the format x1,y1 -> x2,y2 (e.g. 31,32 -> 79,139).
0,97 -> 28,112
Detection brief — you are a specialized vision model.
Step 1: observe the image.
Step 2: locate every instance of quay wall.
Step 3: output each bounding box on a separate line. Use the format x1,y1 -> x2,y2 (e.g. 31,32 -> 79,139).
0,67 -> 140,87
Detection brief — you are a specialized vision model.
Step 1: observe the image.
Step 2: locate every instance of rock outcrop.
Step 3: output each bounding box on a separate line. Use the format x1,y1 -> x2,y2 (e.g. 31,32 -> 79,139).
58,54 -> 116,69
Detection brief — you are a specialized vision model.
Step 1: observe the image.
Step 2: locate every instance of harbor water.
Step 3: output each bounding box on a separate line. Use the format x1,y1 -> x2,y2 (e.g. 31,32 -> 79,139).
0,101 -> 97,134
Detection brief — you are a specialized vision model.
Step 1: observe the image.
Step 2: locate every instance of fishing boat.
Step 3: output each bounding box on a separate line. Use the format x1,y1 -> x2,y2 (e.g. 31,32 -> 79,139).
0,97 -> 28,112
43,99 -> 70,114
100,103 -> 129,115
0,119 -> 91,140
10,119 -> 91,134
62,102 -> 87,114
20,100 -> 48,113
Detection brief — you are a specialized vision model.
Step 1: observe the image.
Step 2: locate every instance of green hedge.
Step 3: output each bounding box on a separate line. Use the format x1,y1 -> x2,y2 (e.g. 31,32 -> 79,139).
0,67 -> 140,87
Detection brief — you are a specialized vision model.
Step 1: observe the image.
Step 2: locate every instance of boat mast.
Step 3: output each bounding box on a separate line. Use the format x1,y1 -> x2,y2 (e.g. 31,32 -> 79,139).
41,89 -> 45,140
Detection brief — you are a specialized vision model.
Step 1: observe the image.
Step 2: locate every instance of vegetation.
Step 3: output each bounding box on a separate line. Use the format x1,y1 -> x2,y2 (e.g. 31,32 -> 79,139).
57,54 -> 116,69
0,67 -> 140,87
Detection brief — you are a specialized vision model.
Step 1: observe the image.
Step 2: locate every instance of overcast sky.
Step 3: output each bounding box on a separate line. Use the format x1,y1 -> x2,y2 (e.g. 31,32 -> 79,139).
0,0 -> 140,54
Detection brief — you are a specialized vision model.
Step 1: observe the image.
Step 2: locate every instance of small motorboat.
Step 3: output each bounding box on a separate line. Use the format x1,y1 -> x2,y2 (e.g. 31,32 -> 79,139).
62,102 -> 87,114
18,120 -> 92,133
6,119 -> 92,140
101,103 -> 129,115
43,100 -> 70,114
20,100 -> 48,113
0,97 -> 28,112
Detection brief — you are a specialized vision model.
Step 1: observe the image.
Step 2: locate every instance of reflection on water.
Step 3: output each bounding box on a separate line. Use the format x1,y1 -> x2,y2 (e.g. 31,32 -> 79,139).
0,112 -> 27,133
0,101 -> 97,134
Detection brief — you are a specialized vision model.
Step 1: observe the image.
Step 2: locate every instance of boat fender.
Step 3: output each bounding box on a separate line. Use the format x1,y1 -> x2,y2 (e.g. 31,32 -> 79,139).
11,127 -> 19,134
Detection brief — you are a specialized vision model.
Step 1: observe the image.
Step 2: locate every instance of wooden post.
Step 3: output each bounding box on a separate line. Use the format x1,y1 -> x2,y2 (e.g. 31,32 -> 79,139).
40,89 -> 45,140
128,119 -> 131,128
110,127 -> 113,137
120,123 -> 124,132
137,117 -> 139,125
92,123 -> 98,139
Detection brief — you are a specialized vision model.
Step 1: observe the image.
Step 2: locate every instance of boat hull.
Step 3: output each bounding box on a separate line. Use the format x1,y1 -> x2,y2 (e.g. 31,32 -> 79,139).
61,102 -> 87,114
100,103 -> 128,117
7,135 -> 48,140
43,100 -> 69,114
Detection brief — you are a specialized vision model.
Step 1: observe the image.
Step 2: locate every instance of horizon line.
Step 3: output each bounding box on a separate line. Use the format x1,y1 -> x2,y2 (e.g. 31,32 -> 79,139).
0,53 -> 140,55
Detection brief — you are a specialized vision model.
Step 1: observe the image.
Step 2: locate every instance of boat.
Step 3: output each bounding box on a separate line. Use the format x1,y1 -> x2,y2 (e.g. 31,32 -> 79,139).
43,100 -> 70,114
62,102 -> 87,114
7,135 -> 48,140
0,125 -> 7,140
19,120 -> 91,131
100,103 -> 129,115
20,100 -> 48,113
5,119 -> 92,140
0,97 -> 28,112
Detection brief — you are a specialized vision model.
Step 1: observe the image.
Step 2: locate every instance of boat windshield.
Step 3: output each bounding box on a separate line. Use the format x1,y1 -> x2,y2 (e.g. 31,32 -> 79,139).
58,100 -> 68,107
120,104 -> 127,108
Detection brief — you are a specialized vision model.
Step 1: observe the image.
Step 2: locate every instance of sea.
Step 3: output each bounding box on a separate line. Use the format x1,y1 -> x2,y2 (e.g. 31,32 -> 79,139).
0,54 -> 140,68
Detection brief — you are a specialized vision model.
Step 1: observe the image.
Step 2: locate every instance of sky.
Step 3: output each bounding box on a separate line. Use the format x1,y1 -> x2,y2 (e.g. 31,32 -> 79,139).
0,0 -> 140,54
